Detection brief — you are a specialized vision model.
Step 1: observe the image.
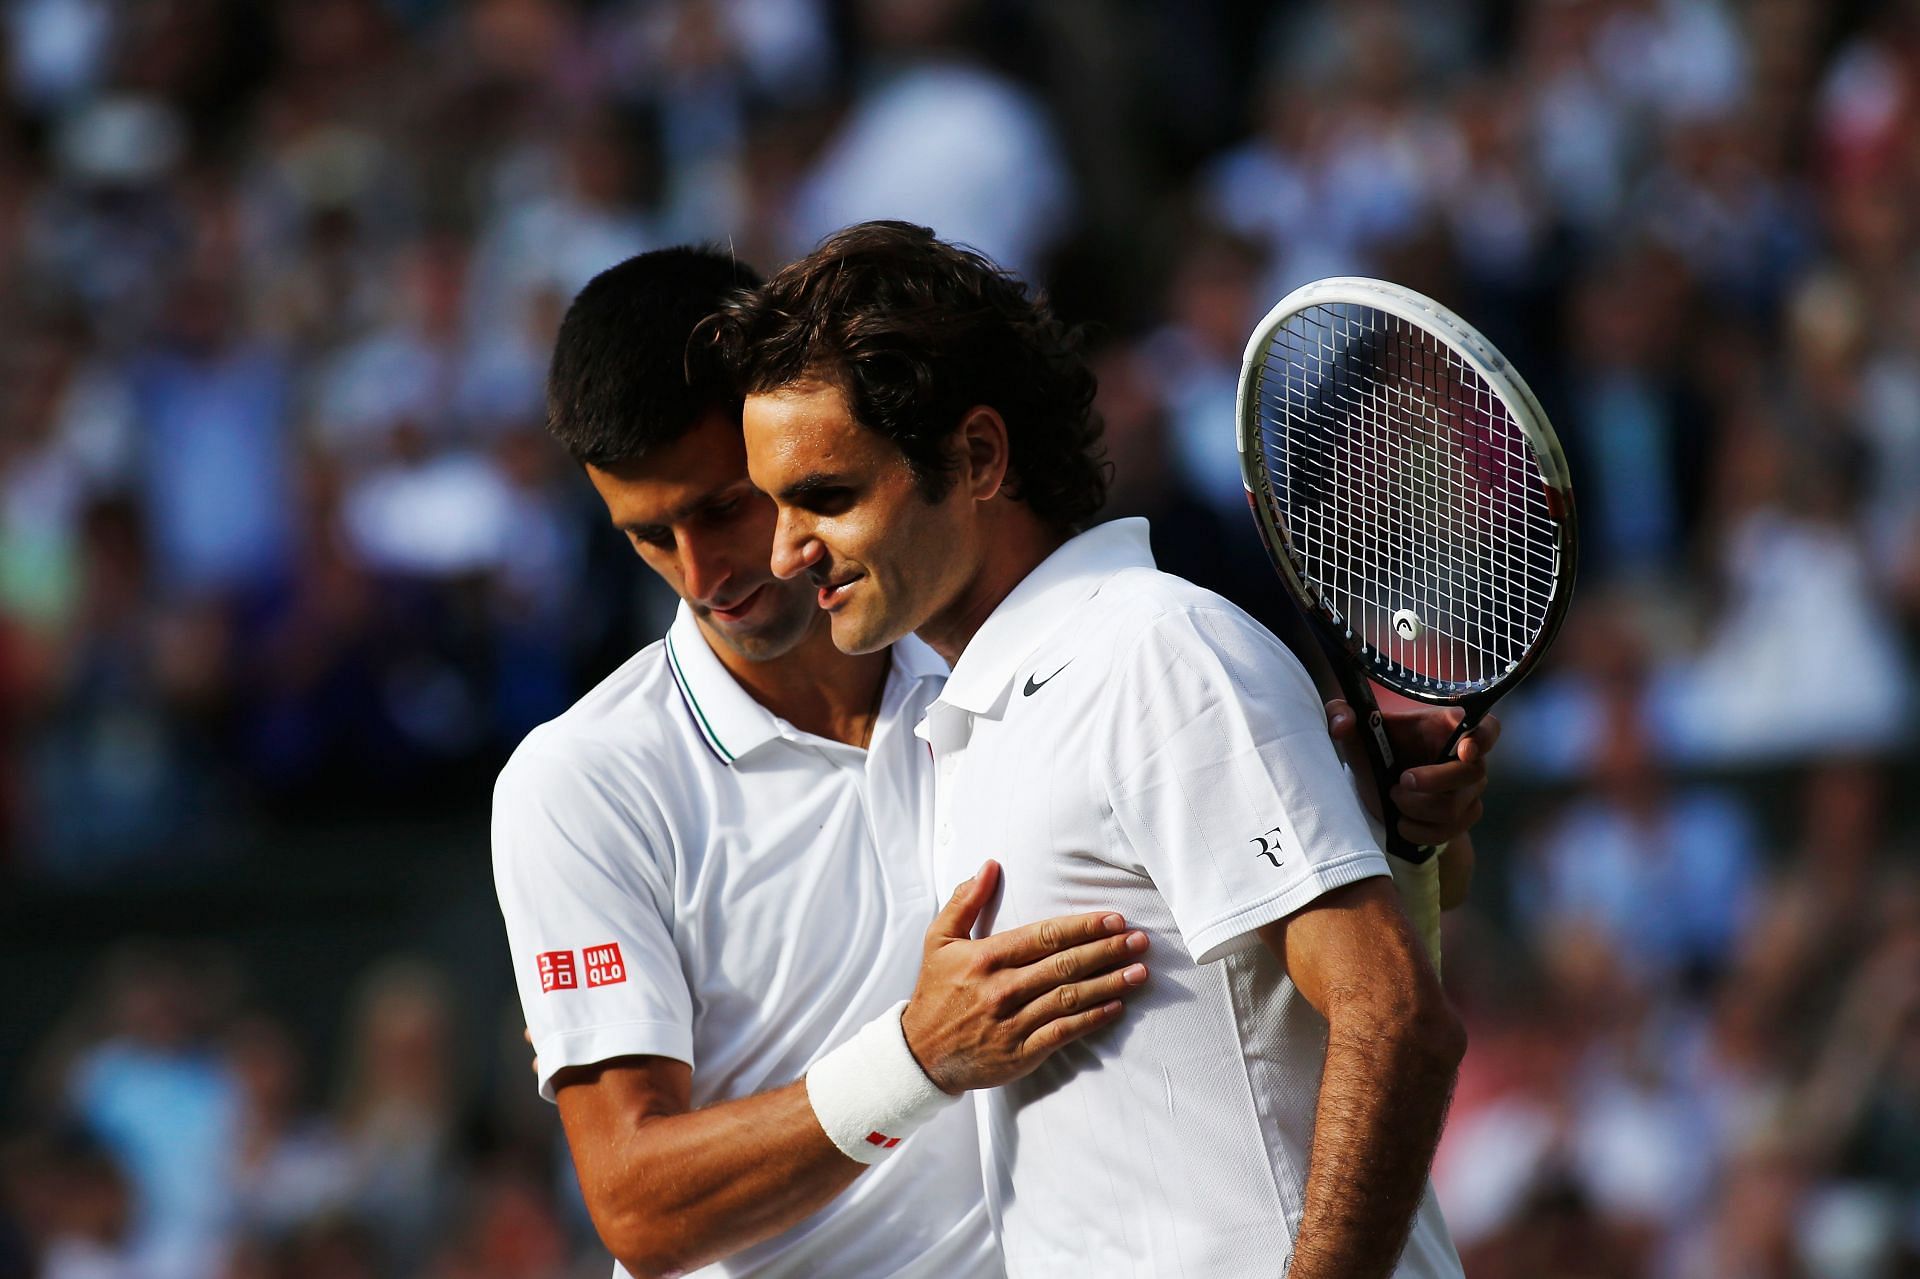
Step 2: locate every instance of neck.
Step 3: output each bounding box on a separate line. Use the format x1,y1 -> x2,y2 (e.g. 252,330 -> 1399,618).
703,614 -> 892,748
918,506 -> 1066,665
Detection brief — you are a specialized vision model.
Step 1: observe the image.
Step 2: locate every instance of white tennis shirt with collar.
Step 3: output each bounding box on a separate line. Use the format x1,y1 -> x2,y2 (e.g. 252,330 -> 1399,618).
915,517 -> 1463,1278
492,602 -> 998,1279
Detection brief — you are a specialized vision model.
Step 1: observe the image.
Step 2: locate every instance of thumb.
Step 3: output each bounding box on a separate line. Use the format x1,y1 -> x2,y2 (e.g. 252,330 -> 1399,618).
929,859 -> 1000,942
1325,699 -> 1356,742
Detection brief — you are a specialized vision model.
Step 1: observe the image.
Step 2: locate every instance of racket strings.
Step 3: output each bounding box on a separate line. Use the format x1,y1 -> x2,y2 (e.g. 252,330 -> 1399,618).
1254,303 -> 1558,694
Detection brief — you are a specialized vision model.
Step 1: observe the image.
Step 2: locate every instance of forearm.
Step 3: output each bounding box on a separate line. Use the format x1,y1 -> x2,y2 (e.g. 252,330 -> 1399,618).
1286,1004 -> 1464,1279
571,1079 -> 861,1277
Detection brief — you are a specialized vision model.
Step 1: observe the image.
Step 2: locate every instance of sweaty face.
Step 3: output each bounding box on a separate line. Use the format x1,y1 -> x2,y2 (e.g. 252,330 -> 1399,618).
742,381 -> 975,655
587,412 -> 820,663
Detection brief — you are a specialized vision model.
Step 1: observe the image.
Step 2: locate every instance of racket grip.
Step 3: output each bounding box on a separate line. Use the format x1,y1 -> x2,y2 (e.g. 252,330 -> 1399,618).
1388,851 -> 1443,977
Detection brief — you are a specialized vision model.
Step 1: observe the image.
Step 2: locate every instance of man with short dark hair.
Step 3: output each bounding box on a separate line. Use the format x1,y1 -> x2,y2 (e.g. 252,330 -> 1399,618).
496,247 -> 1157,1279
726,221 -> 1487,1278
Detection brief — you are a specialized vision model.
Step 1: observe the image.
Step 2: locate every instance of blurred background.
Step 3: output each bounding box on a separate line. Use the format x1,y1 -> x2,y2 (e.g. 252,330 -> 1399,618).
1,0 -> 1917,1275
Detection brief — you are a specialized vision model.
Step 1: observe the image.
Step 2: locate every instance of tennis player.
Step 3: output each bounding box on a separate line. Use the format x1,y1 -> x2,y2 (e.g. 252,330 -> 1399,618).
724,222 -> 1486,1278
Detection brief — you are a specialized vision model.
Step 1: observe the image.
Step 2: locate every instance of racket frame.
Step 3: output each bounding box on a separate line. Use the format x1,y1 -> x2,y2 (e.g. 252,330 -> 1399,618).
1235,276 -> 1579,861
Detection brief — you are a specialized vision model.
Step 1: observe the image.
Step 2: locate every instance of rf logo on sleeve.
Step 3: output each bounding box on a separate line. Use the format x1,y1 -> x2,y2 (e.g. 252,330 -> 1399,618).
1249,827 -> 1286,869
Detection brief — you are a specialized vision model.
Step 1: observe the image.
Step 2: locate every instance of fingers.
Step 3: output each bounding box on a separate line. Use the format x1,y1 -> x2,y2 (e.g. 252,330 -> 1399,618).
1019,998 -> 1127,1059
1397,730 -> 1490,796
986,907 -> 1133,968
1390,713 -> 1491,844
927,860 -> 1001,945
1382,704 -> 1498,765
1011,960 -> 1149,1039
1449,713 -> 1502,765
1390,776 -> 1486,844
1004,927 -> 1150,1000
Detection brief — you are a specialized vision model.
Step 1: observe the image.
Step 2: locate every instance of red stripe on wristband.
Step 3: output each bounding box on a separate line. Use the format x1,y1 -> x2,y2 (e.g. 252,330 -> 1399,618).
865,1132 -> 902,1148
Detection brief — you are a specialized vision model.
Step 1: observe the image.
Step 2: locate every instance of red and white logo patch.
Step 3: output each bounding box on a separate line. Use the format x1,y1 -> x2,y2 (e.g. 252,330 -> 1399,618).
584,942 -> 627,988
537,950 -> 577,993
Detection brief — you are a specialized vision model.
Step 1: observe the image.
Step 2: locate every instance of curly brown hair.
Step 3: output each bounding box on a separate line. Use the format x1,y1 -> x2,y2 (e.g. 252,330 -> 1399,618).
705,221 -> 1108,533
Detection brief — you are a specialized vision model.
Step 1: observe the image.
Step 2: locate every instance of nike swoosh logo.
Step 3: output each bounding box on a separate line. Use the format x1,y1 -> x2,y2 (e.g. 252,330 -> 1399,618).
1023,662 -> 1071,696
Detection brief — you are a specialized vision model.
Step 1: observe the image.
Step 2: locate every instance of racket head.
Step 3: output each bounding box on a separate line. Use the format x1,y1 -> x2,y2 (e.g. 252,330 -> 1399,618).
1235,276 -> 1578,709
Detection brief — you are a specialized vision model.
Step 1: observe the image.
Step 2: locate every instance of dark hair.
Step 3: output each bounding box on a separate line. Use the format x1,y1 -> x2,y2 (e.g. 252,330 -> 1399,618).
707,221 -> 1107,532
545,247 -> 762,468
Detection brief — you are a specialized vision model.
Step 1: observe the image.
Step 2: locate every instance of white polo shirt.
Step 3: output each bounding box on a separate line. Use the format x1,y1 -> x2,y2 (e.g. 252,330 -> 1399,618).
492,604 -> 997,1279
917,518 -> 1462,1278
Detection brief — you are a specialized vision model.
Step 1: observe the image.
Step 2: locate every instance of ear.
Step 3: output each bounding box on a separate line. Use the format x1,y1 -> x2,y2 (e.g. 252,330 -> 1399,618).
955,406 -> 1010,503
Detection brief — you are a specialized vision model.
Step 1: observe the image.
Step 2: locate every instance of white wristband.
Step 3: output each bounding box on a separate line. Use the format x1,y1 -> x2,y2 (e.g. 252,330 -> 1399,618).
806,1001 -> 959,1164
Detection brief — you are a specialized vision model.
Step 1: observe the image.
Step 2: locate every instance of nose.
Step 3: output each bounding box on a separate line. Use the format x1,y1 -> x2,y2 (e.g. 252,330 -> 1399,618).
678,530 -> 735,605
768,508 -> 824,581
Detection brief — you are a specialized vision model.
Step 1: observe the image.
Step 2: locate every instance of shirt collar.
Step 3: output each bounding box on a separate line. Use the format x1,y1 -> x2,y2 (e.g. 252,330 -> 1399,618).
664,601 -> 949,766
936,518 -> 1156,715
665,604 -> 783,765
889,631 -> 952,683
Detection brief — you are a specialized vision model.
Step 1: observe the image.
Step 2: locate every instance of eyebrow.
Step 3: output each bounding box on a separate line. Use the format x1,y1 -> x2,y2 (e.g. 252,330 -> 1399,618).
776,472 -> 852,502
616,483 -> 754,534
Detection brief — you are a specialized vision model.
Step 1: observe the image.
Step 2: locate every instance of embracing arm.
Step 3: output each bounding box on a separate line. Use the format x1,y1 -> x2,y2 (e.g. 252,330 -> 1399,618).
552,863 -> 1149,1278
557,1060 -> 852,1278
1261,878 -> 1466,1279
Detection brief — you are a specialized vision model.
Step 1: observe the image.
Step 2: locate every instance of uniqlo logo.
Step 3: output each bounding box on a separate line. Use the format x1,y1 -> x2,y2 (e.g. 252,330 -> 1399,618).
536,950 -> 576,993
584,942 -> 627,988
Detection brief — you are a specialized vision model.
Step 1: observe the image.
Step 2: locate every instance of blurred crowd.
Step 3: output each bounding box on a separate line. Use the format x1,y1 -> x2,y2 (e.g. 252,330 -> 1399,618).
1,942 -> 588,1279
3,0 -> 1920,1275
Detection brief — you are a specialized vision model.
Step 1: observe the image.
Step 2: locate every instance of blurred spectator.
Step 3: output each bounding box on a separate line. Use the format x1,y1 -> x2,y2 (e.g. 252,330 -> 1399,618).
1,330 -> 89,635
1515,696 -> 1759,990
4,0 -> 115,114
61,945 -> 242,1279
1672,418 -> 1914,763
1556,245 -> 1711,585
467,109 -> 662,342
226,1017 -> 354,1247
336,960 -> 462,1275
423,1161 -> 571,1279
24,496 -> 227,880
1209,3 -> 1458,298
1135,221 -> 1266,516
0,1130 -> 137,1279
128,271 -> 295,601
788,0 -> 1072,277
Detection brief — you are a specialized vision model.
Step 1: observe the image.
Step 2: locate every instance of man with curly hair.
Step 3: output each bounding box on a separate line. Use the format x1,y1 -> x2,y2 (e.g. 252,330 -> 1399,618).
721,221 -> 1490,1278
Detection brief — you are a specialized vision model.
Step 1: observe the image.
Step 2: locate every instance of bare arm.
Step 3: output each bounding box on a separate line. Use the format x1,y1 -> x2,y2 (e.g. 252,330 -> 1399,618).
554,862 -> 1150,1277
1261,877 -> 1466,1279
557,1059 -> 850,1278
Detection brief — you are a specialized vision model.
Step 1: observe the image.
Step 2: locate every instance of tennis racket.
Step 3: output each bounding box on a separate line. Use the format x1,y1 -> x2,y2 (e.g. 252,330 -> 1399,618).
1235,277 -> 1578,972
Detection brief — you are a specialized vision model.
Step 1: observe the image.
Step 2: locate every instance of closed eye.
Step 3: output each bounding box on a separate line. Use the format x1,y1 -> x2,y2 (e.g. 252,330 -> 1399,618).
793,486 -> 854,516
627,526 -> 673,550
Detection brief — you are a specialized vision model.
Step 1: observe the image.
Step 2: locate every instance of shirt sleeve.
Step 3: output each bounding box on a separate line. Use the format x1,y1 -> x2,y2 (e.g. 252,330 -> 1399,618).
1101,605 -> 1389,964
492,733 -> 695,1101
